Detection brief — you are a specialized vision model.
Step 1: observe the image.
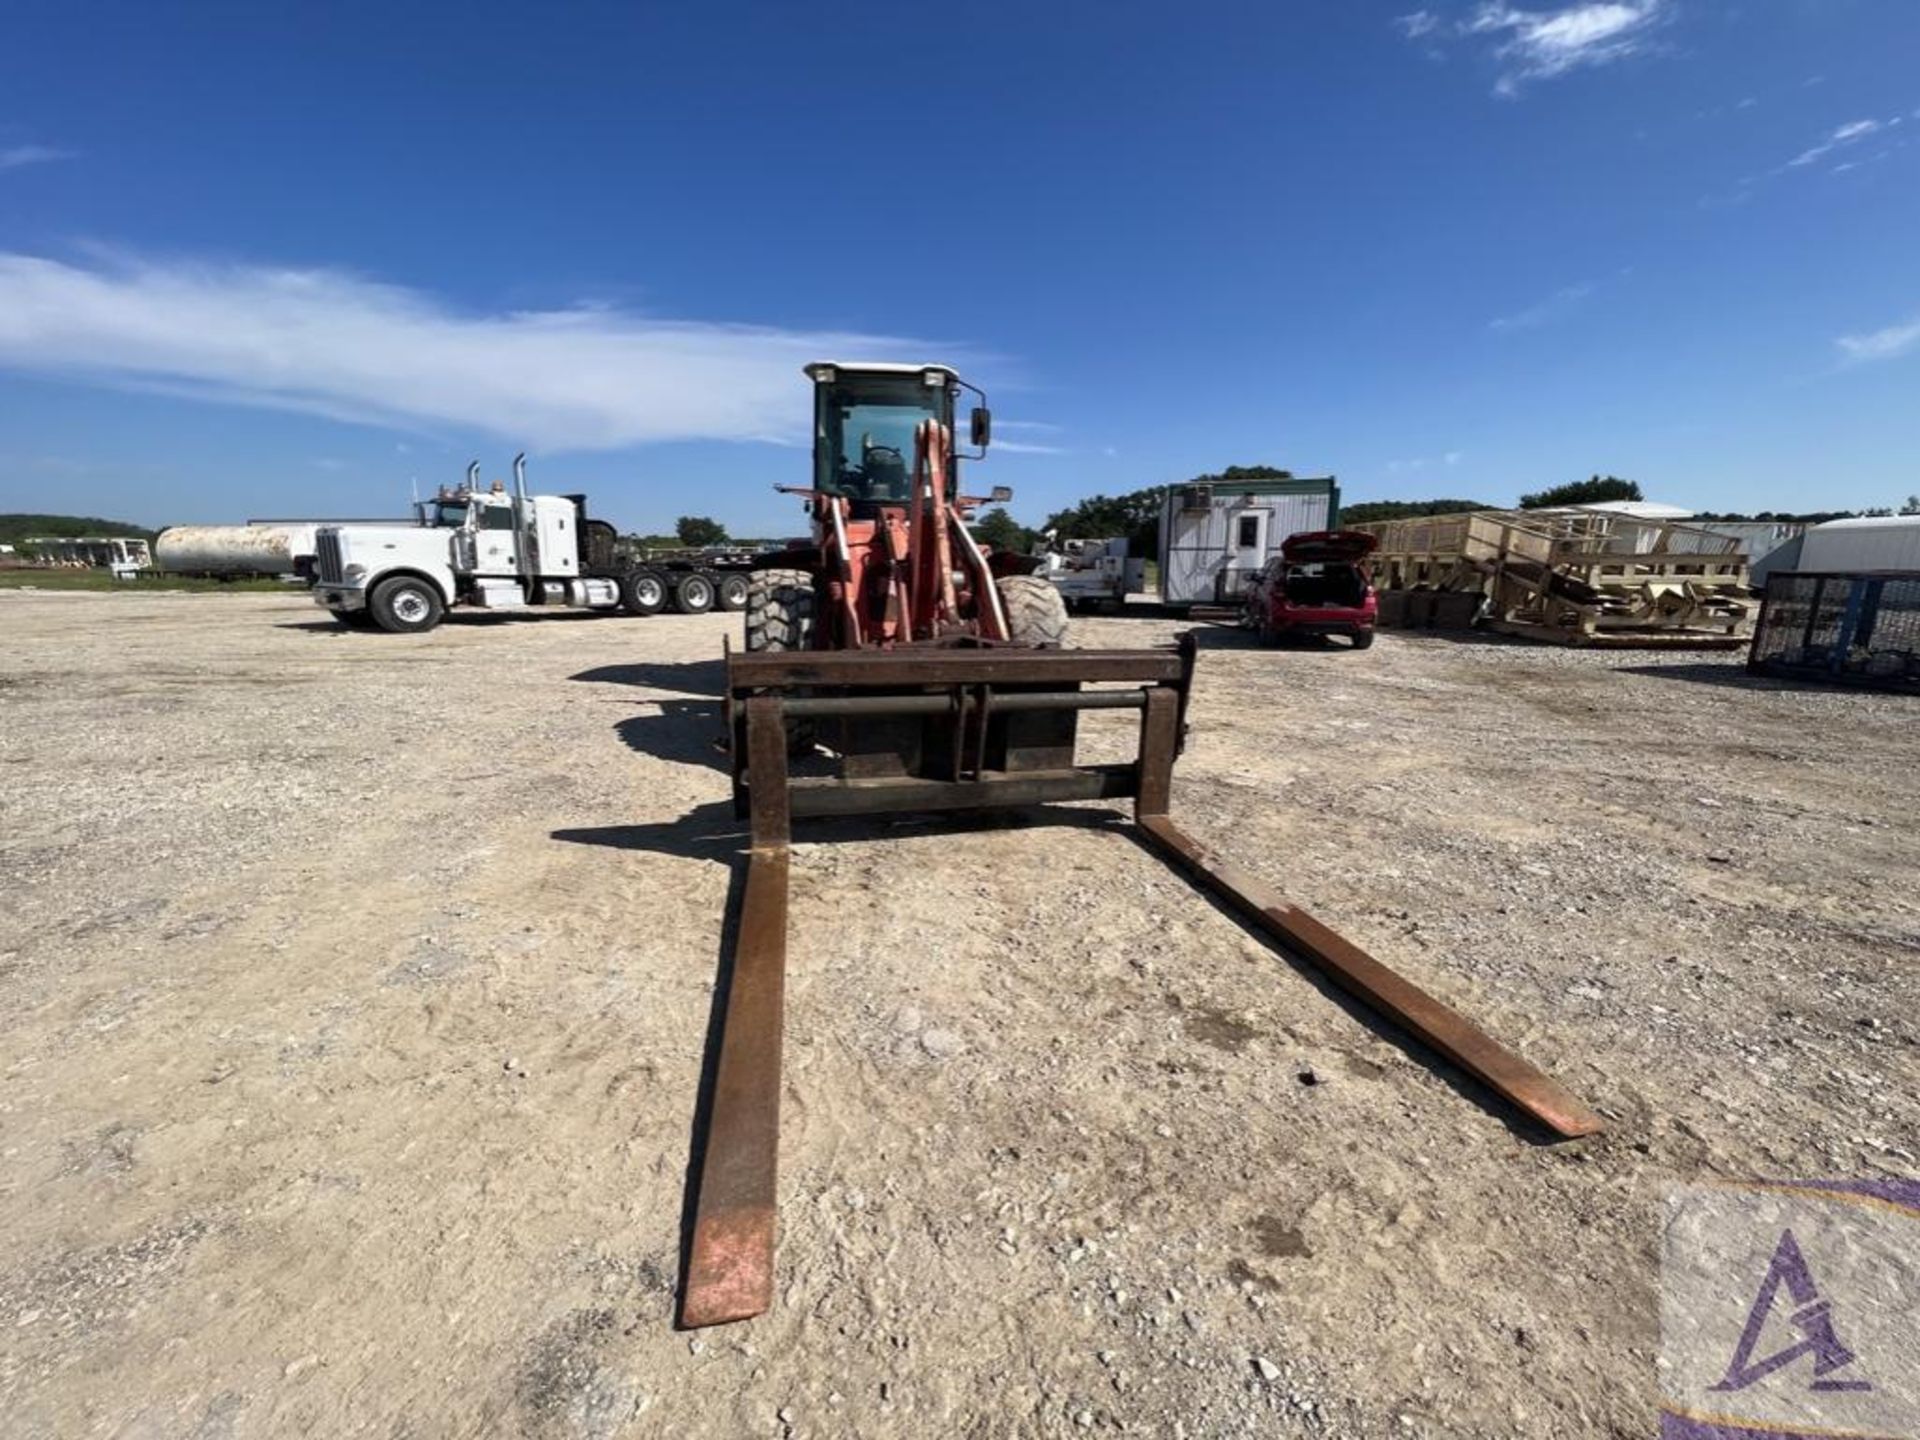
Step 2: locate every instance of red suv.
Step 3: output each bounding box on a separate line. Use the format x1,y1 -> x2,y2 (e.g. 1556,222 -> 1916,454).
1240,530 -> 1379,649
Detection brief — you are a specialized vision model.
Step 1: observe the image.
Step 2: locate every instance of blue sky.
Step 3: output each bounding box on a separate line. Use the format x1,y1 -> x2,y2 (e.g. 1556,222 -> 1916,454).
1,0 -> 1916,534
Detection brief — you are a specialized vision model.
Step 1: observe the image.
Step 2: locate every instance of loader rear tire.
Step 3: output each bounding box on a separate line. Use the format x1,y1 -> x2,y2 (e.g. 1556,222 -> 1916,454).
996,574 -> 1069,649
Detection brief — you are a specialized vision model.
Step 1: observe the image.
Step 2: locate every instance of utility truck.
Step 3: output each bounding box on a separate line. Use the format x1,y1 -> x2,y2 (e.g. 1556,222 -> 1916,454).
311,457 -> 745,632
1033,533 -> 1144,612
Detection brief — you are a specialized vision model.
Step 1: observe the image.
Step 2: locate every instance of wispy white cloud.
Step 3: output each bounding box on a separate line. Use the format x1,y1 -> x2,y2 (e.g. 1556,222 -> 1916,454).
0,250 -> 976,451
988,419 -> 1067,454
1399,2 -> 1666,95
0,144 -> 75,172
1789,118 -> 1882,168
1835,315 -> 1920,365
1490,281 -> 1596,332
1386,451 -> 1467,474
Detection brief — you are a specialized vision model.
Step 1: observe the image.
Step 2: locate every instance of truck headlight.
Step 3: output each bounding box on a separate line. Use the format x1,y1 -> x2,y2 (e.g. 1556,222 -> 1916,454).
344,563 -> 367,580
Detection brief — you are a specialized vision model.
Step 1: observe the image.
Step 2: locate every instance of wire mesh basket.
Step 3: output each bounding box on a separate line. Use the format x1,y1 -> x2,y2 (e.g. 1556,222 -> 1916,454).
1749,571 -> 1920,693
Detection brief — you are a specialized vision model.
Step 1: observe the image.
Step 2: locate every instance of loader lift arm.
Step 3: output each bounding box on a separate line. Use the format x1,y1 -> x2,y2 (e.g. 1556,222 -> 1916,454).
678,635 -> 1602,1329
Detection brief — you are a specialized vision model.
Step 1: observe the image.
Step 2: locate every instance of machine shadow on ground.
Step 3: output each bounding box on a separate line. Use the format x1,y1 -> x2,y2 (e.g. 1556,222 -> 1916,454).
570,660 -> 732,772
571,659 -> 727,695
1184,621 -> 1374,655
1611,661 -> 1796,692
614,704 -> 730,772
274,610 -> 620,636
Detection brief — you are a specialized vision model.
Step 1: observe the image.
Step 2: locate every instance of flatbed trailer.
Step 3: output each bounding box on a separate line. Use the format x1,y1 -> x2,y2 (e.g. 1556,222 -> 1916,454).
623,547 -> 764,614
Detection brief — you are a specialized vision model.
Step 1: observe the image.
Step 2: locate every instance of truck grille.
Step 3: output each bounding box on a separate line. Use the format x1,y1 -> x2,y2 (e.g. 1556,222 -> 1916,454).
317,531 -> 345,584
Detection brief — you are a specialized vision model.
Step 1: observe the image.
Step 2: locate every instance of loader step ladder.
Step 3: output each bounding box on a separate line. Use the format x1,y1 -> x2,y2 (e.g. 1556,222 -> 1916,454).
679,636 -> 1601,1328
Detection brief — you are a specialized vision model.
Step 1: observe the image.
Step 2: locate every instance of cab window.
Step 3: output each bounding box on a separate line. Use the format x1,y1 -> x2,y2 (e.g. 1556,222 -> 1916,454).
480,506 -> 517,531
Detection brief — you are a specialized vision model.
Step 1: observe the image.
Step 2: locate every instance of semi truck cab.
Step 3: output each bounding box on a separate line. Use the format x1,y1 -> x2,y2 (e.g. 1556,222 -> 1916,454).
313,457 -> 623,632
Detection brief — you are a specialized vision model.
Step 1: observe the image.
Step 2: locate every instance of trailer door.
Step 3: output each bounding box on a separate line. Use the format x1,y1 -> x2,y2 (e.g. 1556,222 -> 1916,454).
1222,508 -> 1270,600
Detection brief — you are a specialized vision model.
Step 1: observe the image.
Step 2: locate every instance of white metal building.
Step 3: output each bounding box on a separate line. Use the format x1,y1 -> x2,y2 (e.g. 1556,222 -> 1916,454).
1156,476 -> 1338,607
1795,515 -> 1920,573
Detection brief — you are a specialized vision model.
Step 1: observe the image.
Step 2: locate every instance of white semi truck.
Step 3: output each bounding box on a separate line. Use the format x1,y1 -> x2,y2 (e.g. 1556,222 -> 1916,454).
311,456 -> 741,633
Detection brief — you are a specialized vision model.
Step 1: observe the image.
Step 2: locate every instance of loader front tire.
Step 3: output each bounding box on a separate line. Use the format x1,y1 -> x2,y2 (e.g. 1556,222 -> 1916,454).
744,568 -> 816,652
996,574 -> 1070,649
745,568 -> 818,755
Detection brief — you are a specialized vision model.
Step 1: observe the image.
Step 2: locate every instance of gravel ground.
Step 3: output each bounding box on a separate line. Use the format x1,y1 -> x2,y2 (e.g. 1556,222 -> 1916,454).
0,588 -> 1914,1439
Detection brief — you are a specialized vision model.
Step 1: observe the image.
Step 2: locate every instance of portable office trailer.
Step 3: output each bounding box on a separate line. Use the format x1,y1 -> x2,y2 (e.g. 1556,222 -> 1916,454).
1157,477 -> 1338,607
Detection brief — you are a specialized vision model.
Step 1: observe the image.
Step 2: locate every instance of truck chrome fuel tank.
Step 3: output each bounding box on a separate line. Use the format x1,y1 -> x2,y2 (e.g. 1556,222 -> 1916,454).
155,524 -> 318,576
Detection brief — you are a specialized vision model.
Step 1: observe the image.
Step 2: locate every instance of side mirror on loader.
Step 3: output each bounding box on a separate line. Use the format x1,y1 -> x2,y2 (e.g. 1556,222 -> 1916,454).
989,486 -> 1013,503
970,406 -> 992,450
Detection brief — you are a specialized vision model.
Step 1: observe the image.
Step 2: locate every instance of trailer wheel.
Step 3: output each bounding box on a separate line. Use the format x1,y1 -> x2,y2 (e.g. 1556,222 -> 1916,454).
996,574 -> 1069,649
716,572 -> 751,612
673,571 -> 717,614
368,574 -> 444,634
745,568 -> 817,755
619,567 -> 667,616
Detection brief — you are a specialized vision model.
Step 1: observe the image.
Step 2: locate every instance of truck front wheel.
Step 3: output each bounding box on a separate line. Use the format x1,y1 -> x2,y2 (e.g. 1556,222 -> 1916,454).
369,575 -> 444,633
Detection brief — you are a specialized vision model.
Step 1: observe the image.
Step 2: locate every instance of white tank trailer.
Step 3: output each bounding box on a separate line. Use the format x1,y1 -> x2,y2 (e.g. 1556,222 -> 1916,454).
155,519 -> 404,579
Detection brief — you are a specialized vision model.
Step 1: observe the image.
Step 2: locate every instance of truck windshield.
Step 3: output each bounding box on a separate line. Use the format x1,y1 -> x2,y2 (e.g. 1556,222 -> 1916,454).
432,502 -> 469,527
815,374 -> 947,502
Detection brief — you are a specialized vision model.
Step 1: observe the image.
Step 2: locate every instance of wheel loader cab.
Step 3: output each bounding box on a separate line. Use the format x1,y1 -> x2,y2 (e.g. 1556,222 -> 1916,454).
807,363 -> 959,513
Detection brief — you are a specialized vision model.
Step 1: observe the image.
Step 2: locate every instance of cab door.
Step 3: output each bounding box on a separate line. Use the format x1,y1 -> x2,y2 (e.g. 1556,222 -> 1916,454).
535,501 -> 577,579
475,502 -> 521,575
